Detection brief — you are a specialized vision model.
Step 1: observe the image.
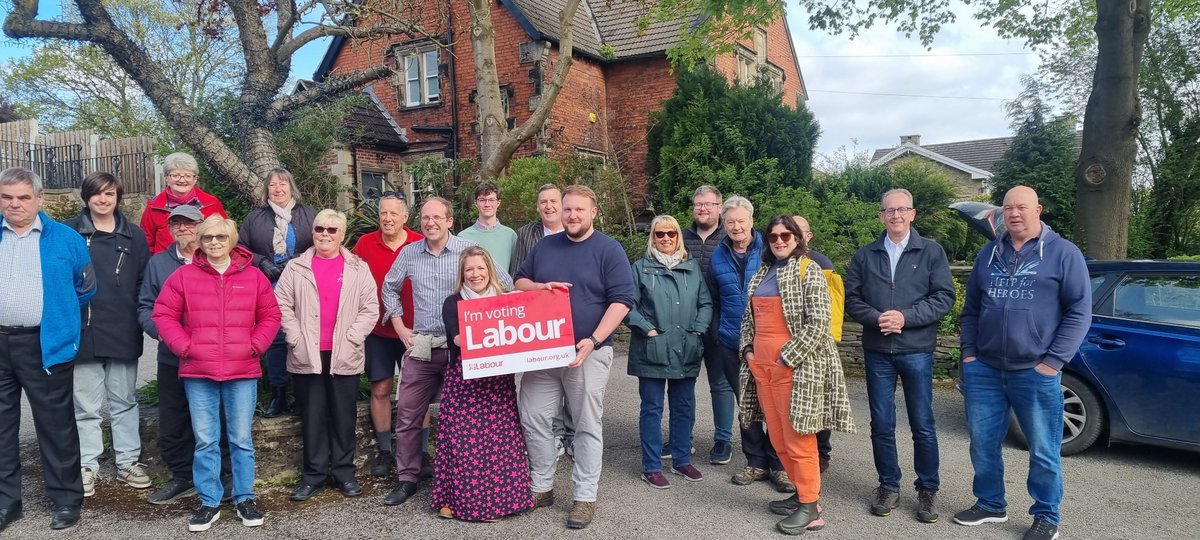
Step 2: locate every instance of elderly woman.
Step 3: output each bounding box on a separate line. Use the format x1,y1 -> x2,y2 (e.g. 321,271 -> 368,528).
152,216 -> 280,532
709,196 -> 790,491
141,152 -> 227,253
433,245 -> 535,521
64,172 -> 151,497
239,168 -> 317,417
739,215 -> 855,535
275,210 -> 377,501
625,215 -> 712,489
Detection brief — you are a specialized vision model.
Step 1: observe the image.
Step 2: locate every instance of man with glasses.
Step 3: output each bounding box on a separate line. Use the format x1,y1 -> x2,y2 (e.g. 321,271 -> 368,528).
138,205 -> 234,505
0,167 -> 96,531
681,186 -> 731,465
351,192 -> 423,478
379,197 -> 511,507
458,182 -> 517,273
845,188 -> 955,524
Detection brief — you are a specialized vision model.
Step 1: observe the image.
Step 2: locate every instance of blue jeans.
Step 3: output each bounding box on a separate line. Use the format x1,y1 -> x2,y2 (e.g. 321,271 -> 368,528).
864,351 -> 940,493
962,360 -> 1064,524
184,378 -> 258,507
265,330 -> 288,387
703,340 -> 734,444
638,377 -> 697,472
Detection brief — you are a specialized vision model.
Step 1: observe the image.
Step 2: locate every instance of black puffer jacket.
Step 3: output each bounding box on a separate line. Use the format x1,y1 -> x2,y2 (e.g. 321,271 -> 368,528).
64,210 -> 151,361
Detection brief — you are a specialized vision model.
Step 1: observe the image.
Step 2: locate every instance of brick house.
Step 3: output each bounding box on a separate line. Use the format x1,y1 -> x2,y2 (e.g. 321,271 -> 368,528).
313,0 -> 808,208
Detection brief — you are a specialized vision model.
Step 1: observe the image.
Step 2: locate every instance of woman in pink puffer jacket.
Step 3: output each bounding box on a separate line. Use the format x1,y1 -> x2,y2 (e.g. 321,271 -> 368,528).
152,216 -> 280,532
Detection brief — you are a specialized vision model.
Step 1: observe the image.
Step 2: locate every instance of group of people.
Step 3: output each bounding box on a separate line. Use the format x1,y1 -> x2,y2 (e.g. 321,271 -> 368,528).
0,155 -> 1088,540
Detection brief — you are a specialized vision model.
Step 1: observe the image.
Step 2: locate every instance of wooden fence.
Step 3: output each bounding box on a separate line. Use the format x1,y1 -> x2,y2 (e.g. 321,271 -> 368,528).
0,120 -> 156,194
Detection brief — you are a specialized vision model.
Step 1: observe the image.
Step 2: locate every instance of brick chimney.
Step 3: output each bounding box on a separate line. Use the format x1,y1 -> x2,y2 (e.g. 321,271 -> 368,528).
900,134 -> 921,146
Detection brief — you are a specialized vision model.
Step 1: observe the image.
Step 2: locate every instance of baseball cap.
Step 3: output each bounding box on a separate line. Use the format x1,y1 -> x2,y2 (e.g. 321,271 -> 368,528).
167,205 -> 204,222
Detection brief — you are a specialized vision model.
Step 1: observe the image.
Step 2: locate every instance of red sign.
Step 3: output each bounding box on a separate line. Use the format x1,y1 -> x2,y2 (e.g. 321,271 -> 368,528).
457,289 -> 576,379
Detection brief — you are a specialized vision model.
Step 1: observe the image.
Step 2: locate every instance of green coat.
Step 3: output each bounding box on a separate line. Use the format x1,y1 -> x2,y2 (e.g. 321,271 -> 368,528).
625,255 -> 713,379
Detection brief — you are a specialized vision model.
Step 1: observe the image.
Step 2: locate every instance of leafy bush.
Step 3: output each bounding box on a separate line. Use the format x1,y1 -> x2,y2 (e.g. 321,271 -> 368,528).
498,157 -> 561,227
938,276 -> 967,335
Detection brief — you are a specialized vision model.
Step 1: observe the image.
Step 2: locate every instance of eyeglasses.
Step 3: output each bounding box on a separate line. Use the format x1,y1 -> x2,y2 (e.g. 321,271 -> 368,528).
378,191 -> 406,201
200,234 -> 229,244
653,230 -> 678,239
167,173 -> 197,180
168,220 -> 199,229
693,202 -> 720,209
880,206 -> 913,216
767,232 -> 794,244
475,197 -> 499,205
314,226 -> 339,234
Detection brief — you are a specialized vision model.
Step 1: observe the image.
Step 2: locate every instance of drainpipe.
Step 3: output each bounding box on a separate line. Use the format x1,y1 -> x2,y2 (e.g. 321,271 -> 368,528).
446,13 -> 459,189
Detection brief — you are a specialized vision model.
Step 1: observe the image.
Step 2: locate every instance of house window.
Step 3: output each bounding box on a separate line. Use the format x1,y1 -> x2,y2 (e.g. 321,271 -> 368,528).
736,28 -> 783,92
736,47 -> 757,85
400,48 -> 440,107
360,170 -> 387,199
754,29 -> 767,64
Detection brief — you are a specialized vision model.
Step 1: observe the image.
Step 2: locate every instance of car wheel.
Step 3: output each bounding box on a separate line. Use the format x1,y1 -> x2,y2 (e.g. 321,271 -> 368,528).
1005,373 -> 1106,456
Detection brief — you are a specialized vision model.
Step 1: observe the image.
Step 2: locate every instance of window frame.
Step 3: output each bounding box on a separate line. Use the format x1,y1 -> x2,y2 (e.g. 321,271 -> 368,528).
397,46 -> 442,108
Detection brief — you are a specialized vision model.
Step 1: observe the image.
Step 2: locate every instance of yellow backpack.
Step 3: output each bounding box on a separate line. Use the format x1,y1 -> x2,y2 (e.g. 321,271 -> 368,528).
801,258 -> 846,342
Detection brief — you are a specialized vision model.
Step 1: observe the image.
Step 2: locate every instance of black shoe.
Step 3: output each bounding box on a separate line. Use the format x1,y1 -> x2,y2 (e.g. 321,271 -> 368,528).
776,501 -> 820,535
235,499 -> 264,527
370,451 -> 395,477
0,504 -> 23,532
49,505 -> 80,530
769,494 -> 800,516
383,481 -> 418,506
188,505 -> 220,532
290,483 -> 324,501
953,504 -> 1009,526
339,480 -> 364,498
264,385 -> 288,417
1023,518 -> 1060,540
148,477 -> 197,505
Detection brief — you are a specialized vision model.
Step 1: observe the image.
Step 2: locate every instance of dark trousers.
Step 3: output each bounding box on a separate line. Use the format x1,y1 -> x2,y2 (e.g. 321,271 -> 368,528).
157,362 -> 230,481
294,351 -> 360,485
264,330 -> 289,387
713,344 -> 783,470
393,348 -> 447,482
0,331 -> 83,509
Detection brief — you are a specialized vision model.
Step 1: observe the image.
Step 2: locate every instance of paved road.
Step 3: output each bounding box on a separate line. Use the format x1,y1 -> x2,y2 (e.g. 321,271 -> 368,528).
11,347 -> 1200,538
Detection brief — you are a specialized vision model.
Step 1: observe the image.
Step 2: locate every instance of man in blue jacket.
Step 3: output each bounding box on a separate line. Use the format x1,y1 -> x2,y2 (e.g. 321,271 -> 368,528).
954,185 -> 1090,540
0,167 -> 96,531
845,189 -> 955,523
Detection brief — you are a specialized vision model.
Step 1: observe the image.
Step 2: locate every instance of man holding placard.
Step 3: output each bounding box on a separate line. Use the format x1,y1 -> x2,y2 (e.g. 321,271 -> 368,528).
514,185 -> 635,530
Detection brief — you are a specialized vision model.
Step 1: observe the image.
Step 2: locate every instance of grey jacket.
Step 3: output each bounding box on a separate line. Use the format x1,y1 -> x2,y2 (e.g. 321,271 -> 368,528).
138,245 -> 188,366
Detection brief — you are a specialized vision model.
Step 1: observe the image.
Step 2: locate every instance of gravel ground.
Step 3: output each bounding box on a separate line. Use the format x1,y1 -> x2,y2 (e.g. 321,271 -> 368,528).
8,342 -> 1200,539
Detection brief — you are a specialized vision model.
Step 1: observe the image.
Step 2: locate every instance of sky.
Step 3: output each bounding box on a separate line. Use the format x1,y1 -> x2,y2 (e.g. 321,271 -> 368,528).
1,3 -> 1037,167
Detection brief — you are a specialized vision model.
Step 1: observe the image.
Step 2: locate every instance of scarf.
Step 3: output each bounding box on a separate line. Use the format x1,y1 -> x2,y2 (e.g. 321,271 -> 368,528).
268,199 -> 295,259
652,247 -> 685,269
460,284 -> 497,300
165,188 -> 198,210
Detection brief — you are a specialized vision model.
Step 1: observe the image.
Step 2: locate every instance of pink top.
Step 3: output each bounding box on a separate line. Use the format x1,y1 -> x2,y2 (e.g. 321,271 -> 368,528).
312,253 -> 345,351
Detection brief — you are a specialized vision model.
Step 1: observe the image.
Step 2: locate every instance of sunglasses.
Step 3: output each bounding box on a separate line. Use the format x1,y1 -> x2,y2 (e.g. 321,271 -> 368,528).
767,232 -> 794,244
653,230 -> 678,239
314,226 -> 340,234
378,191 -> 407,201
200,234 -> 229,244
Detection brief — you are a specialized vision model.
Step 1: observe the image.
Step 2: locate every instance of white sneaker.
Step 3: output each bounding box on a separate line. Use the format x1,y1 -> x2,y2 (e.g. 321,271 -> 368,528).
555,437 -> 566,459
118,462 -> 152,489
81,467 -> 96,497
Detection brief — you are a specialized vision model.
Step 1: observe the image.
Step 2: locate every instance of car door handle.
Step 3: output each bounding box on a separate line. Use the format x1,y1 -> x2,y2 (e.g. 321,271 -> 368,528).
1087,336 -> 1126,349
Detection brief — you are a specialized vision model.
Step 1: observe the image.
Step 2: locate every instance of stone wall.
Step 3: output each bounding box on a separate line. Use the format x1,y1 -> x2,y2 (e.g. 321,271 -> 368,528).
836,321 -> 961,376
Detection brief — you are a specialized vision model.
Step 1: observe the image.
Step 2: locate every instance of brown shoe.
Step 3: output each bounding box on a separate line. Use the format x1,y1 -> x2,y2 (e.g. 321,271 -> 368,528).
769,469 -> 796,493
731,466 -> 767,485
533,490 -> 555,508
870,486 -> 900,516
566,501 -> 595,529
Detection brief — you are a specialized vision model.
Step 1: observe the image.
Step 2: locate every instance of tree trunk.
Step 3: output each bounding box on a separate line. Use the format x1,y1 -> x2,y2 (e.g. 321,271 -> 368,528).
1074,0 -> 1151,258
467,0 -> 507,179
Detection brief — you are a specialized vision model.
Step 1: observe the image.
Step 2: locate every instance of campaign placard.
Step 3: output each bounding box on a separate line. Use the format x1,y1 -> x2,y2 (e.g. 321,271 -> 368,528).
457,289 -> 576,379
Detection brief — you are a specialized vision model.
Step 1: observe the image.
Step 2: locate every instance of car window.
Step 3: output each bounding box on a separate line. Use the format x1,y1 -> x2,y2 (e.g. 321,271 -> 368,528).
1111,274 -> 1200,328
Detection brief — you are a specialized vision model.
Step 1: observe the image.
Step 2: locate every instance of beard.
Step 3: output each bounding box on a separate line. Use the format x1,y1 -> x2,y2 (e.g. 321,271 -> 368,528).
566,221 -> 593,240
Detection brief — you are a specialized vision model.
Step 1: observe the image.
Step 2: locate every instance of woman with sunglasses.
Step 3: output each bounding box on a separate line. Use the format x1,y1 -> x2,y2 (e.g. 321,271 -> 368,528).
275,210 -> 379,501
239,168 -> 318,417
434,245 -> 534,521
738,215 -> 855,535
625,215 -> 713,489
152,216 -> 281,532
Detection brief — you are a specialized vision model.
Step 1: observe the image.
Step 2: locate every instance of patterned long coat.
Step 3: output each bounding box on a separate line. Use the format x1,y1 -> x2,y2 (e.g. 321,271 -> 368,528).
737,256 -> 856,435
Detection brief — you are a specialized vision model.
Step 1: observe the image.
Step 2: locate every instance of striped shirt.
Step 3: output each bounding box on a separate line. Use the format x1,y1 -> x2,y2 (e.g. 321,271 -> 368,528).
381,235 -> 512,336
0,215 -> 44,325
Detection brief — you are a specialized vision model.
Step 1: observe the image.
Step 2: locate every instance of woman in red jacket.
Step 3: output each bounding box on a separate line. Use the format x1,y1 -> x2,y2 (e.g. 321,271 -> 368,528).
152,216 -> 281,532
141,152 -> 227,253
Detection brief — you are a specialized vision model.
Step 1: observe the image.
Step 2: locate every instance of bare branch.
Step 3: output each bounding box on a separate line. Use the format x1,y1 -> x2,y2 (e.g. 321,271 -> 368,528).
267,65 -> 392,121
274,0 -> 298,52
4,0 -> 96,41
278,21 -> 422,60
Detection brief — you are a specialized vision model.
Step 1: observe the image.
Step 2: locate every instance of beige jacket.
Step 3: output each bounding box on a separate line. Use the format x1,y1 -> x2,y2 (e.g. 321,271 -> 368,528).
276,247 -> 378,375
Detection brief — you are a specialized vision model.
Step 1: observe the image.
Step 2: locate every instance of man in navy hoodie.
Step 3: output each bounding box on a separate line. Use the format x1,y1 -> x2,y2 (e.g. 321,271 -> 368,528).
953,186 -> 1091,540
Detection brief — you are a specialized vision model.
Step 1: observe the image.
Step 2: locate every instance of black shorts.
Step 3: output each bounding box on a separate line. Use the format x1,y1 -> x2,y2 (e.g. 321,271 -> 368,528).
364,333 -> 407,382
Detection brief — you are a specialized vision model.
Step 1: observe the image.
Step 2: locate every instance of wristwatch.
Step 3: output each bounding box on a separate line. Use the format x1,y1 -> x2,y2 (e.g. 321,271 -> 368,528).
588,336 -> 601,349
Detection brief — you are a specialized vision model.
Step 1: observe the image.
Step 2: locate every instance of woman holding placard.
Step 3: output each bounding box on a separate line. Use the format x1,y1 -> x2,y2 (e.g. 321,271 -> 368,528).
625,215 -> 713,489
434,245 -> 535,521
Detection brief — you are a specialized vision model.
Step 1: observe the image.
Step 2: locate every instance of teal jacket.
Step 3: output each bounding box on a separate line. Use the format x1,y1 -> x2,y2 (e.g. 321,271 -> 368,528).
625,254 -> 713,379
0,211 -> 96,370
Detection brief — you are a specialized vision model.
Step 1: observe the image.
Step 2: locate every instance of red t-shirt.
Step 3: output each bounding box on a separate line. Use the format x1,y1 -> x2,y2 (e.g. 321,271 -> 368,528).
311,253 -> 344,351
351,227 -> 424,338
